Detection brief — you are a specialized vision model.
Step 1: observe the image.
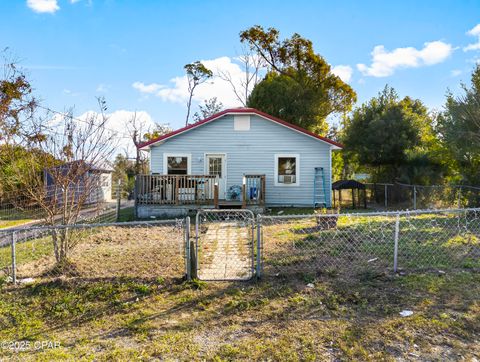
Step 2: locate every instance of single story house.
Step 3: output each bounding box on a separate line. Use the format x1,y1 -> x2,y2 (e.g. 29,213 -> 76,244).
44,160 -> 113,205
135,107 -> 342,217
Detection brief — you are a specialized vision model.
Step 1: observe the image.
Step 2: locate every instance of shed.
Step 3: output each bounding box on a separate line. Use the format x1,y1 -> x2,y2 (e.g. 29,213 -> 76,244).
332,179 -> 367,209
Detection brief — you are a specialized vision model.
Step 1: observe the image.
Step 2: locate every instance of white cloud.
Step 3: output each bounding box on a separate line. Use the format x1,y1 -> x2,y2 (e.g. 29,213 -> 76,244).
451,69 -> 462,77
357,41 -> 453,77
132,56 -> 266,107
26,0 -> 59,13
331,65 -> 353,82
132,81 -> 164,94
464,24 -> 480,51
47,109 -> 158,158
96,84 -> 109,93
81,110 -> 157,157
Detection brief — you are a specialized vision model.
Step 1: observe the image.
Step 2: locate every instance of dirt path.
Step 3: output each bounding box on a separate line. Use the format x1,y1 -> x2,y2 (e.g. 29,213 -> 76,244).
198,222 -> 253,280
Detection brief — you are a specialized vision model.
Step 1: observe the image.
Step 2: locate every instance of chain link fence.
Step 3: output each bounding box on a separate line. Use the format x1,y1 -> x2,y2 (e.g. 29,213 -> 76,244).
0,220 -> 186,285
1,208 -> 479,287
0,183 -> 128,229
365,183 -> 480,210
260,208 -> 480,280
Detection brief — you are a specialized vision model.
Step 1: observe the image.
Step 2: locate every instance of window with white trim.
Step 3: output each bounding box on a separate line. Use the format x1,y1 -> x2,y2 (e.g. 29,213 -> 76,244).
166,156 -> 189,175
274,154 -> 299,186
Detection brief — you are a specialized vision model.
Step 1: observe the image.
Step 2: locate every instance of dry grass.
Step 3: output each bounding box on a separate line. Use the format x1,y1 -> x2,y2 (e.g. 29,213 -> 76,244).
0,272 -> 478,361
2,224 -> 184,282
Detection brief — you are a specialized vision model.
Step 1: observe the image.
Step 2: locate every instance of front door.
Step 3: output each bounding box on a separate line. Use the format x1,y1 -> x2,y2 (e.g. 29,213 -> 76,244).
206,154 -> 226,199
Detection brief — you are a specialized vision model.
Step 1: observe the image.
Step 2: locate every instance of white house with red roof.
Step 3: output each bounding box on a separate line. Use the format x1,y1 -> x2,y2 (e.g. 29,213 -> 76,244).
135,108 -> 341,217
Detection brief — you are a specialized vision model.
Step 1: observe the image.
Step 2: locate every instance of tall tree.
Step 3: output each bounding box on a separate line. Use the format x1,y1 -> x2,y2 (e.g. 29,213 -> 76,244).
240,26 -> 356,134
436,65 -> 480,184
184,61 -> 213,126
192,97 -> 223,122
0,49 -> 37,144
342,86 -> 441,183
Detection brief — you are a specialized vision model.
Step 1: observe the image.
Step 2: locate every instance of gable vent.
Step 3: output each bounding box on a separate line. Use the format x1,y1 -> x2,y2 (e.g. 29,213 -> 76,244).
234,115 -> 250,131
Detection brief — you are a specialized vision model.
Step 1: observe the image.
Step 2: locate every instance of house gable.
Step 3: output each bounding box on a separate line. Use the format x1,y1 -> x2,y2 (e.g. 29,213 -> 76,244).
139,108 -> 343,150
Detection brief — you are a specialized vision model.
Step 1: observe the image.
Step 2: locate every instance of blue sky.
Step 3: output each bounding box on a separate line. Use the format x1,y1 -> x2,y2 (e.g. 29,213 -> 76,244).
2,0 -> 480,148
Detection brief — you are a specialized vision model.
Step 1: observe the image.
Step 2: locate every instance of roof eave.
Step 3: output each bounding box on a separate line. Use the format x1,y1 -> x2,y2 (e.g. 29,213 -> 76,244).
137,108 -> 343,149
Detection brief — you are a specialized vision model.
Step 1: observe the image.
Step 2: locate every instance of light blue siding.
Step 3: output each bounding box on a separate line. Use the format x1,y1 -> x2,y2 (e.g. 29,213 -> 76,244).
149,114 -> 334,207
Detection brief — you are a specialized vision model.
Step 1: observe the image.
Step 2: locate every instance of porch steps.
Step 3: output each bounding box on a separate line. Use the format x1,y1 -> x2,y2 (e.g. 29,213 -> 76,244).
313,167 -> 328,208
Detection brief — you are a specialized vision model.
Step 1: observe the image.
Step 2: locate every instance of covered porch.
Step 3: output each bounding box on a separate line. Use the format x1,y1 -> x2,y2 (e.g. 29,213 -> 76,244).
134,174 -> 265,217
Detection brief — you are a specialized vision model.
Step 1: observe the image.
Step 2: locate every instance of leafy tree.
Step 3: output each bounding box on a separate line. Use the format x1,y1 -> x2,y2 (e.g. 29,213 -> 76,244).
184,61 -> 213,126
143,123 -> 173,141
436,65 -> 480,184
0,144 -> 55,197
342,86 -> 442,183
0,50 -> 37,144
241,26 -> 356,134
112,154 -> 136,198
192,97 -> 223,122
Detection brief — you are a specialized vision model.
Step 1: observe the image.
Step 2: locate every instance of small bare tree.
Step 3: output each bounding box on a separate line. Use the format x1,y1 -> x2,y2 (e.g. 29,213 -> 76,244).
218,46 -> 266,106
184,61 -> 213,126
6,97 -> 118,266
126,111 -> 148,175
126,113 -> 171,174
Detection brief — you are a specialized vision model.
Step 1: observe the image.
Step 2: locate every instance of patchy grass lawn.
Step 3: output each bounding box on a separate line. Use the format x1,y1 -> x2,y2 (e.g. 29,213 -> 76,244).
0,212 -> 479,360
261,212 -> 480,278
0,272 -> 478,360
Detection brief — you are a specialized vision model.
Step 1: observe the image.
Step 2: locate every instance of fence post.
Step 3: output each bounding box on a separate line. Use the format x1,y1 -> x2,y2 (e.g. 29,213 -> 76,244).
192,212 -> 199,280
458,187 -> 462,209
133,175 -> 138,219
11,232 -> 16,284
384,184 -> 388,208
393,213 -> 400,273
413,186 -> 417,210
115,179 -> 121,221
256,214 -> 262,279
185,216 -> 191,281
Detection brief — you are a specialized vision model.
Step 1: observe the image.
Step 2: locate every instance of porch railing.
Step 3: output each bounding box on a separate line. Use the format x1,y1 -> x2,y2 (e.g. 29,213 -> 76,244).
135,175 -> 217,206
242,174 -> 266,206
135,174 -> 266,208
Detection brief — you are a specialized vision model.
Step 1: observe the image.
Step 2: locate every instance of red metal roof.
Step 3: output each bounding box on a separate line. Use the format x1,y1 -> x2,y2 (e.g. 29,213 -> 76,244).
138,108 -> 343,149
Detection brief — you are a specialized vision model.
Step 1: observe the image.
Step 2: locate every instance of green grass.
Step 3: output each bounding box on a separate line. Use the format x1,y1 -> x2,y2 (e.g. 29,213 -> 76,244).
116,207 -> 135,222
0,218 -> 34,229
0,272 -> 478,360
269,207 -> 377,215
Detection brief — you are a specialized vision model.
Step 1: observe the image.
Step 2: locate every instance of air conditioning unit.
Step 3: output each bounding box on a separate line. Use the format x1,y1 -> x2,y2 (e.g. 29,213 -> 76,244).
281,175 -> 296,184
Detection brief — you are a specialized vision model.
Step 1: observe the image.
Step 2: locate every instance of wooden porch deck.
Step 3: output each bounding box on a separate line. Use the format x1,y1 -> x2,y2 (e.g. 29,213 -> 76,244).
134,174 -> 265,209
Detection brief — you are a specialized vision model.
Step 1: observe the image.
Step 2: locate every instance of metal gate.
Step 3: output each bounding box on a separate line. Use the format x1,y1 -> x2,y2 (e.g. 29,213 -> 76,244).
194,209 -> 256,281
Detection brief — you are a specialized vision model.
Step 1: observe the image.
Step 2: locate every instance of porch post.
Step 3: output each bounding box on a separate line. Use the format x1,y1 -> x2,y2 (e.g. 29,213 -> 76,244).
242,176 -> 247,208
175,176 -> 180,205
214,182 -> 219,208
